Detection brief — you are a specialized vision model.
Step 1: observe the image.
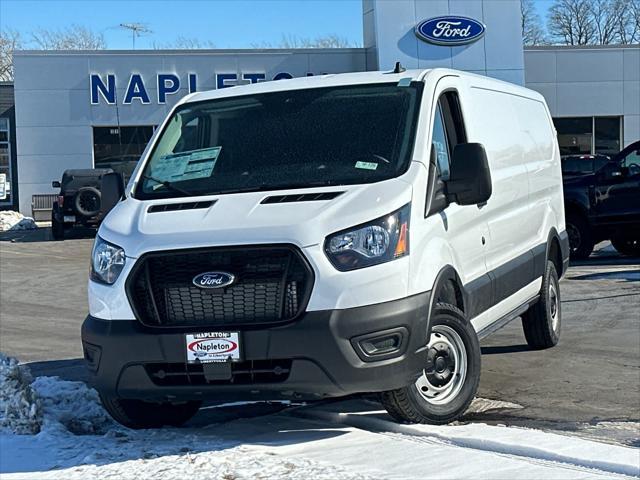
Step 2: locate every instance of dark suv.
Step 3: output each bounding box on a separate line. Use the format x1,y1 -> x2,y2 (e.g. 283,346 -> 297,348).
563,141 -> 640,259
51,169 -> 113,240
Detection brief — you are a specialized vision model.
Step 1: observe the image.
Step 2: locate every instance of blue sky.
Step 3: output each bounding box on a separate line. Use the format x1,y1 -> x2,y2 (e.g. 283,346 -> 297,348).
1,0 -> 552,50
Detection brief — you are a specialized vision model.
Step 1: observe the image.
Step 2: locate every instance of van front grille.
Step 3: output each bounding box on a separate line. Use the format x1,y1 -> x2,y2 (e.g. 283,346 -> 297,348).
126,245 -> 313,328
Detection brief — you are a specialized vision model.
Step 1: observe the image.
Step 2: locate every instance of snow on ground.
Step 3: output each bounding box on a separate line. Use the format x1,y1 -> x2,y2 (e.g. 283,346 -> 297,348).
0,358 -> 638,480
0,212 -> 37,232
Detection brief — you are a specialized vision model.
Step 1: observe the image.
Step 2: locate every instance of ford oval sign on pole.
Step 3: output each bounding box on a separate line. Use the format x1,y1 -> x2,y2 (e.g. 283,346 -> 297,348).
415,16 -> 486,46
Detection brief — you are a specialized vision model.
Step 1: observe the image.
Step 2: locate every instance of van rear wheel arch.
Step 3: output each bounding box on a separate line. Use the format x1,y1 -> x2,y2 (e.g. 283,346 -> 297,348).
545,228 -> 564,277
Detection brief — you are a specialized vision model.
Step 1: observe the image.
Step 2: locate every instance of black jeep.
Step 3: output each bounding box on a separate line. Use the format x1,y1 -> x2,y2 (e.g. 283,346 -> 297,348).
51,169 -> 114,240
563,140 -> 640,259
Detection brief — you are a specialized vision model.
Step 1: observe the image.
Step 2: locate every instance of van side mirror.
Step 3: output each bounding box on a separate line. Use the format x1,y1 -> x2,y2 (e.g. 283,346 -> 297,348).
51,180 -> 61,188
447,143 -> 492,206
100,172 -> 125,216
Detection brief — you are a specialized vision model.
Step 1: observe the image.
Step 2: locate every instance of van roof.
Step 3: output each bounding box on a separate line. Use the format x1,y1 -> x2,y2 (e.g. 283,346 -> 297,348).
181,68 -> 543,106
183,69 -> 431,105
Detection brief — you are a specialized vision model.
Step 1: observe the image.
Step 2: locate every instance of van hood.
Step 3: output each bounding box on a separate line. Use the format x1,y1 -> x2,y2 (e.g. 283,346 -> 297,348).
98,178 -> 413,258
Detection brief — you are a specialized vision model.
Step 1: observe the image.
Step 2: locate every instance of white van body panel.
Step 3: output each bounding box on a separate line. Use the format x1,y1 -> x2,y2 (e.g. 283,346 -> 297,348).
91,68 -> 565,337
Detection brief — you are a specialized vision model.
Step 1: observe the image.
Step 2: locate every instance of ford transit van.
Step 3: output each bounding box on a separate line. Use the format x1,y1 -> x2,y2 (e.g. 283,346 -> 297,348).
82,68 -> 570,429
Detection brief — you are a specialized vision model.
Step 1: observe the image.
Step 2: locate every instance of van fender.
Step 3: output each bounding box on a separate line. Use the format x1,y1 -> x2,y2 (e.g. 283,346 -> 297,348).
544,227 -> 569,278
427,265 -> 467,326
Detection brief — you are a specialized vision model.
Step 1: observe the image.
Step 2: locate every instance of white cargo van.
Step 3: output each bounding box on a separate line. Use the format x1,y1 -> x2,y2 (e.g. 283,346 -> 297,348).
82,68 -> 569,429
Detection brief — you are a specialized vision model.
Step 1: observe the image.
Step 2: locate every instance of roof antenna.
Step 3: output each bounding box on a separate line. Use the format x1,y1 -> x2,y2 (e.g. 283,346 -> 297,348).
393,61 -> 406,74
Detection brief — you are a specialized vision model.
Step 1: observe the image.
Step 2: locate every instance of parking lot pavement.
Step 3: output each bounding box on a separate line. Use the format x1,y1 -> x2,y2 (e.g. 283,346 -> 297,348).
1,232 -> 638,443
0,233 -> 93,363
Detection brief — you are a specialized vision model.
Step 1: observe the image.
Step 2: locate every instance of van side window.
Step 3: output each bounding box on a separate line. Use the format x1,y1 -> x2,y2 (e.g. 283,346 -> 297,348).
431,91 -> 467,182
439,91 -> 468,152
432,104 -> 451,180
426,90 -> 468,217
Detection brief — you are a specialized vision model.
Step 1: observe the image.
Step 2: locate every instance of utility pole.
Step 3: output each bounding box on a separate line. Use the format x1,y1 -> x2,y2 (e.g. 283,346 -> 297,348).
119,23 -> 152,49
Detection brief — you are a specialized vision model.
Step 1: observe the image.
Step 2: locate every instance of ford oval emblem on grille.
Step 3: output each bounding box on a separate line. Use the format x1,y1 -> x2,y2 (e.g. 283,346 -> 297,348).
192,272 -> 235,289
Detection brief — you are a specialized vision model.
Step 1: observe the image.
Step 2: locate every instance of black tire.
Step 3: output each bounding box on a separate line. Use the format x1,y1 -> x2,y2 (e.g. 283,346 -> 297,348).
611,236 -> 640,257
74,187 -> 101,217
51,209 -> 64,241
380,303 -> 481,425
100,395 -> 201,429
566,213 -> 594,260
522,261 -> 561,349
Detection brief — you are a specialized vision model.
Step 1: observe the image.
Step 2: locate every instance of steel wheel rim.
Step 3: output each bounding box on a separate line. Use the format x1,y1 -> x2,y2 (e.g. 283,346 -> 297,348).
415,324 -> 467,405
549,282 -> 559,332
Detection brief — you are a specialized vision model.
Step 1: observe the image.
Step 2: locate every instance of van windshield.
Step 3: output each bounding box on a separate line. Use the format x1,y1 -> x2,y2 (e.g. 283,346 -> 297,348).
135,82 -> 423,199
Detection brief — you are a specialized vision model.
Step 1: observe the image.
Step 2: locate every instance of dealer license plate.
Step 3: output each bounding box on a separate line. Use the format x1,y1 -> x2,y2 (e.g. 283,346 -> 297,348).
63,215 -> 76,222
185,332 -> 241,363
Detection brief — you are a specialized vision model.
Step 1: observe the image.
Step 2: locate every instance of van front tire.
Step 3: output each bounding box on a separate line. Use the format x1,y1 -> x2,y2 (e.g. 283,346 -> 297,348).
380,303 -> 480,425
100,394 -> 202,429
522,261 -> 561,349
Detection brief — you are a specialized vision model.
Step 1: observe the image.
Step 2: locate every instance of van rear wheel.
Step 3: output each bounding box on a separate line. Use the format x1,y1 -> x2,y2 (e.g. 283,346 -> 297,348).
100,394 -> 201,429
380,303 -> 480,425
522,261 -> 561,349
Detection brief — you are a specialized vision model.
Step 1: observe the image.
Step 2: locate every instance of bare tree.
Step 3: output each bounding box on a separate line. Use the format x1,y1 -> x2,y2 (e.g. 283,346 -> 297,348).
616,0 -> 640,43
0,29 -> 22,81
153,36 -> 216,49
522,0 -> 547,45
589,0 -> 620,44
31,25 -> 106,50
548,0 -> 595,44
253,34 -> 359,49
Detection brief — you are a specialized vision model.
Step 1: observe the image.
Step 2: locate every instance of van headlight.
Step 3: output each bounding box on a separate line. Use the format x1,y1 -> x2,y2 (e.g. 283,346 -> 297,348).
91,236 -> 126,284
325,204 -> 410,271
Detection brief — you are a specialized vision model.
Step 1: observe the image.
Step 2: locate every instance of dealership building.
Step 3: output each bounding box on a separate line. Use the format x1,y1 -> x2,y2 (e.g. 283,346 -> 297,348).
4,0 -> 639,214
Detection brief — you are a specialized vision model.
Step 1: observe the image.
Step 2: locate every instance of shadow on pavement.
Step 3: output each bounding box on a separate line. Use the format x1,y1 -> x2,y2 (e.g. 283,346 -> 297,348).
26,358 -> 89,383
481,344 -> 531,355
0,226 -> 96,243
568,270 -> 640,282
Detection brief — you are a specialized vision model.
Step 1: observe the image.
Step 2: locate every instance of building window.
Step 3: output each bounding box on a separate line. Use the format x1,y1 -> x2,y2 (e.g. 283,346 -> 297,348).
93,126 -> 155,180
553,116 -> 622,156
0,117 -> 12,205
594,117 -> 621,156
554,117 -> 592,156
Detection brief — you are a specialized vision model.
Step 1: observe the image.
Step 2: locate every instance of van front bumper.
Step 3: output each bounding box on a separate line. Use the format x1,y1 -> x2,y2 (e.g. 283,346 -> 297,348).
81,292 -> 430,401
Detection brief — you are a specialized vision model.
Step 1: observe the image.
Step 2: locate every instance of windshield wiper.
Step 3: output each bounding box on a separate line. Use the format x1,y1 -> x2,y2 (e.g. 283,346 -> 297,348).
142,175 -> 194,197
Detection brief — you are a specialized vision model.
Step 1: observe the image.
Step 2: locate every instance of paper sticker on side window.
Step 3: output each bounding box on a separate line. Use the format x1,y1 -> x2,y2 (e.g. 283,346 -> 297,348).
150,147 -> 222,183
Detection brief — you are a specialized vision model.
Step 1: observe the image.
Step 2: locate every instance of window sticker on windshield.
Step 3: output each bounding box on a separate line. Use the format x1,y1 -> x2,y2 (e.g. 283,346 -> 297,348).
150,147 -> 222,183
355,161 -> 378,171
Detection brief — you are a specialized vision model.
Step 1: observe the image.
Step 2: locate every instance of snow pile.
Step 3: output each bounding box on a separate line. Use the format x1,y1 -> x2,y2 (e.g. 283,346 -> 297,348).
0,211 -> 37,232
1,364 -> 638,479
0,355 -> 112,436
31,376 -> 115,435
0,354 -> 42,434
20,447 -> 374,480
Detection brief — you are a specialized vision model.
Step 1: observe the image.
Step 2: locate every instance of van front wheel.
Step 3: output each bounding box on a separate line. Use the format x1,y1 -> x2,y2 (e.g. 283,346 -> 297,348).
380,303 -> 480,425
100,394 -> 202,429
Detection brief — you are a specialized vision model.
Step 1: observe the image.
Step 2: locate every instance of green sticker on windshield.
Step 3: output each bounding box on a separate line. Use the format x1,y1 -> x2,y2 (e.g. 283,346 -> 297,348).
355,161 -> 378,171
